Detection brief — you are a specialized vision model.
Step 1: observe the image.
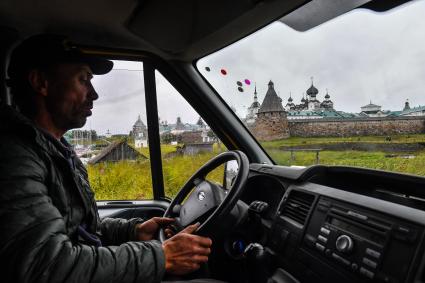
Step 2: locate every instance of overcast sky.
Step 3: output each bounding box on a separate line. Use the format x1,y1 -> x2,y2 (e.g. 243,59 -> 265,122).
85,0 -> 425,135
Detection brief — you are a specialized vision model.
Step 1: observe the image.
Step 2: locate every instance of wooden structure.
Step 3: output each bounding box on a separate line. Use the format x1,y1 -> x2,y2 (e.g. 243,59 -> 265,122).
285,148 -> 322,164
88,141 -> 147,164
182,143 -> 214,155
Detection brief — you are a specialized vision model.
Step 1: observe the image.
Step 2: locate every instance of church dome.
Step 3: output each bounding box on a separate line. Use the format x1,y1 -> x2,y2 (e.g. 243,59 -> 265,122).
250,101 -> 260,108
288,96 -> 293,102
134,115 -> 146,129
307,84 -> 318,96
325,93 -> 330,99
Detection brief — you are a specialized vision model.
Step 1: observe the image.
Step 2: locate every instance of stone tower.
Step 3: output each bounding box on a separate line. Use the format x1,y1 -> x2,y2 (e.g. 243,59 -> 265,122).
246,84 -> 261,125
251,80 -> 289,141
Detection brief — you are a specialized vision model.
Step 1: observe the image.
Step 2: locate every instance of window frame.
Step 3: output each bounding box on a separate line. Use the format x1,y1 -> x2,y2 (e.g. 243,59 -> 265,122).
79,47 -> 272,201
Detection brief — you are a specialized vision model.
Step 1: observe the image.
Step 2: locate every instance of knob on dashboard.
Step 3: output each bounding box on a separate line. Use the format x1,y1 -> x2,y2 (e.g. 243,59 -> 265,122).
336,235 -> 354,253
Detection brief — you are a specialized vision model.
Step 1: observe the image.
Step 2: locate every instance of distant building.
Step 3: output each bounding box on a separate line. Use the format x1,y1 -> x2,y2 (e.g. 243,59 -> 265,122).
359,99 -> 425,118
360,101 -> 385,117
320,89 -> 334,110
243,78 -> 338,121
399,105 -> 425,117
403,99 -> 411,111
251,80 -> 290,140
89,141 -> 147,164
181,143 -> 214,155
246,79 -> 425,124
246,85 -> 261,125
174,117 -> 185,131
196,117 -> 206,129
287,78 -> 334,112
132,115 -> 148,148
158,115 -> 212,144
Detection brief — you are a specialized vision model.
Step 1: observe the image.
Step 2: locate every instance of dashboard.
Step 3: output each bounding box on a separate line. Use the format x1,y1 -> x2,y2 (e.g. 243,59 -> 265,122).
230,164 -> 425,283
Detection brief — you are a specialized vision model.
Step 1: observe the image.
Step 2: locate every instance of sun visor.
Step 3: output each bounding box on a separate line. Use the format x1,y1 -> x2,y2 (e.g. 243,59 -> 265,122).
126,0 -> 309,57
126,0 -> 256,54
280,0 -> 372,32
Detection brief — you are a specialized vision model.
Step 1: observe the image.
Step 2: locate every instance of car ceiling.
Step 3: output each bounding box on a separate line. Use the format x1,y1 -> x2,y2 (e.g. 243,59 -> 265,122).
0,0 -> 412,62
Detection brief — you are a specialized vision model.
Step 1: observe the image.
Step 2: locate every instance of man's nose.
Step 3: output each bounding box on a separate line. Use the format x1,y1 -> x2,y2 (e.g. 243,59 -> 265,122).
88,84 -> 99,101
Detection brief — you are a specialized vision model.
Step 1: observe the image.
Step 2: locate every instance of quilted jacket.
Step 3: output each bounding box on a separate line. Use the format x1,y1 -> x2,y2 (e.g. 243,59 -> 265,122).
0,105 -> 165,283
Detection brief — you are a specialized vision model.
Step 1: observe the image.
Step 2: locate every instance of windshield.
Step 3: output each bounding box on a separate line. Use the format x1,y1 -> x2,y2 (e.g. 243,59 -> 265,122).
197,1 -> 425,177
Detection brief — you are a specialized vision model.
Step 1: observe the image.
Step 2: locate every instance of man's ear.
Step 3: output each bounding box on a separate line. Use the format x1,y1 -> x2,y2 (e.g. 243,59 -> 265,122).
28,69 -> 48,97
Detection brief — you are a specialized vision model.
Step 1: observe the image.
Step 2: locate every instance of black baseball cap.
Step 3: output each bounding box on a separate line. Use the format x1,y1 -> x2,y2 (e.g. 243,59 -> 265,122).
7,34 -> 113,81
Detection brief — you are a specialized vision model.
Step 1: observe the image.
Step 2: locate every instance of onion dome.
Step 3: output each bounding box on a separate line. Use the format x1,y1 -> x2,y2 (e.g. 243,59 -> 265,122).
325,89 -> 330,99
403,99 -> 410,111
306,77 -> 318,97
307,84 -> 318,96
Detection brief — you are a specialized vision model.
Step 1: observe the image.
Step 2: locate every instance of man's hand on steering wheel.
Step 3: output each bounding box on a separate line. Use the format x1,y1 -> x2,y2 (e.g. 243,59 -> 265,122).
135,217 -> 175,241
162,222 -> 212,275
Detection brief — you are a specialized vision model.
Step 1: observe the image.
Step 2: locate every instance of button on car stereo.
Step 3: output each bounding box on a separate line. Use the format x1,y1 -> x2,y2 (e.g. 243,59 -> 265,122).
359,267 -> 375,279
315,243 -> 325,252
317,235 -> 328,244
365,248 -> 381,259
335,235 -> 354,253
331,253 -> 350,266
362,257 -> 377,269
320,227 -> 330,235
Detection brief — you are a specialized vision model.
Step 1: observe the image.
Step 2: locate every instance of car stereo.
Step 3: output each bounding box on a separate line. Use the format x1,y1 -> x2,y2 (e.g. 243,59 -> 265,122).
303,197 -> 423,282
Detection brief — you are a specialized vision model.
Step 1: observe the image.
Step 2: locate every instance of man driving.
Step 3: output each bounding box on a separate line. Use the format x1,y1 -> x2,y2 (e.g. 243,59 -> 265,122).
0,34 -> 223,283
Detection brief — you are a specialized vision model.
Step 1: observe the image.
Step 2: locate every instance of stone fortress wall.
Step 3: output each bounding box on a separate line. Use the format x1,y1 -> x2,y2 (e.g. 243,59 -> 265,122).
288,116 -> 425,137
247,80 -> 425,141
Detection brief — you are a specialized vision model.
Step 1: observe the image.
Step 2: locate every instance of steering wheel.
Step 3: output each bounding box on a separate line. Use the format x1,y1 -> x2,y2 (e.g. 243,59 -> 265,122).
159,150 -> 249,242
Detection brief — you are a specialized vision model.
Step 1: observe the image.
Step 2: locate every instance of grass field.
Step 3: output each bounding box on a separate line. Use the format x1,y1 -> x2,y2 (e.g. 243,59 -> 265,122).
261,134 -> 425,147
89,144 -> 225,200
89,135 -> 425,201
266,149 -> 425,176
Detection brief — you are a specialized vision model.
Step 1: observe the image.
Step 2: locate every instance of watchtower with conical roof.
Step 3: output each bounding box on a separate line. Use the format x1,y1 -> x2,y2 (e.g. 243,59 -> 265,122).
252,80 -> 289,140
257,80 -> 285,115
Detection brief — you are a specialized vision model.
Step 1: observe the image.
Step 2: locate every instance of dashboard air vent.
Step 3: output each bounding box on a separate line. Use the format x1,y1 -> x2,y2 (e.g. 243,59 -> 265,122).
281,190 -> 315,225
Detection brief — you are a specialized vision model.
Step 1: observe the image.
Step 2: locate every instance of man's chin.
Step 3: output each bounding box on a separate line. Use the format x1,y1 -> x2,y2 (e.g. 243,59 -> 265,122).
68,117 -> 87,130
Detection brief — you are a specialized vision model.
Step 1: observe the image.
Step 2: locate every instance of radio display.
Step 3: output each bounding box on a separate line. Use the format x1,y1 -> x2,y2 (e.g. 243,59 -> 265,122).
330,217 -> 385,245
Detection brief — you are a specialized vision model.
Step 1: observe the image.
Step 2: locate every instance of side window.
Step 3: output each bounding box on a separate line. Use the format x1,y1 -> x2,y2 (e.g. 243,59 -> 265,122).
66,61 -> 153,200
155,71 -> 227,198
